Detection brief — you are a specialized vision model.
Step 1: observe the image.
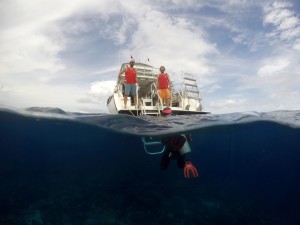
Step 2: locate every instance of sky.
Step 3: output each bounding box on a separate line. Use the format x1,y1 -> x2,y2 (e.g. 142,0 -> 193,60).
1,0 -> 300,114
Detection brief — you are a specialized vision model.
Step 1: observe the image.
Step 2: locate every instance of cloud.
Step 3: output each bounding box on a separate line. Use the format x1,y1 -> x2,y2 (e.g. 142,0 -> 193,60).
0,1 -> 72,75
204,83 -> 222,94
294,40 -> 300,51
0,82 -> 86,111
75,80 -> 116,112
263,1 -> 300,42
88,80 -> 116,97
1,0 -> 217,77
208,97 -> 248,113
1,29 -> 65,74
257,58 -> 290,77
117,5 -> 218,76
0,0 -> 124,75
90,67 -> 120,77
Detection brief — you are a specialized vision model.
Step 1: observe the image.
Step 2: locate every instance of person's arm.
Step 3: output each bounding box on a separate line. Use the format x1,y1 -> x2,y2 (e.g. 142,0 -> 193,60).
167,74 -> 172,88
186,134 -> 192,142
135,68 -> 138,85
119,67 -> 126,78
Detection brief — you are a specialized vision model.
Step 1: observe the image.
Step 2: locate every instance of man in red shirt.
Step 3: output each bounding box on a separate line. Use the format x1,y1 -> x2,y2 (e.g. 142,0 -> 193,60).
119,58 -> 138,109
156,66 -> 172,107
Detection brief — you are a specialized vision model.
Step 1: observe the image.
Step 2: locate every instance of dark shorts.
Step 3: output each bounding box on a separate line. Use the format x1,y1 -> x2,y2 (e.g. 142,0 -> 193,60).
124,84 -> 137,96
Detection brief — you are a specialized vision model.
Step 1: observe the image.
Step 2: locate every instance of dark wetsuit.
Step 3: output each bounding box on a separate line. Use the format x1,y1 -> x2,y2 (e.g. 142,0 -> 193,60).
160,135 -> 187,170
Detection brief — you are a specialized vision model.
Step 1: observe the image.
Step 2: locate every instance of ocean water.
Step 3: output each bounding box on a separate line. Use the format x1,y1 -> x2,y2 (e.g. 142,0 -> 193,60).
1,107 -> 300,225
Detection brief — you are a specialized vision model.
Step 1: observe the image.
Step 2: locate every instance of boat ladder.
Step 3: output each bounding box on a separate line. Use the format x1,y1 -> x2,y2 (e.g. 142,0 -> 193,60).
140,98 -> 161,116
142,137 -> 165,154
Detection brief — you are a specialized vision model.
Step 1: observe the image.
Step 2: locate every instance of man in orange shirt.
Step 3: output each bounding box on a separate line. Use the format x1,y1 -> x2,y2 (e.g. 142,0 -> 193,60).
156,66 -> 172,107
119,58 -> 138,109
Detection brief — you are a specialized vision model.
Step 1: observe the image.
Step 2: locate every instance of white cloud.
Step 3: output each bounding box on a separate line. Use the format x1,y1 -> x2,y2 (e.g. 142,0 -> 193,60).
90,67 -> 119,76
0,0 -> 124,75
263,1 -> 300,42
118,8 -> 217,77
271,1 -> 292,10
0,82 -> 86,111
73,80 -> 116,112
258,58 -> 290,77
294,40 -> 300,51
88,80 -> 116,97
208,97 -> 248,113
100,19 -> 131,45
204,83 -> 222,94
0,28 -> 65,74
278,15 -> 299,30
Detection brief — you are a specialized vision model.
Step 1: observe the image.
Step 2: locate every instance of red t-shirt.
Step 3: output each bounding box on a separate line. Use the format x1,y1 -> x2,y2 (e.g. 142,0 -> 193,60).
125,67 -> 137,84
158,73 -> 169,89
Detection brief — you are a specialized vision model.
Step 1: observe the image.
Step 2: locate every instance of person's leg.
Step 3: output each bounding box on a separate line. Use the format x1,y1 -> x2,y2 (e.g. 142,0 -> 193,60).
161,97 -> 165,106
166,98 -> 170,107
130,84 -> 137,107
130,94 -> 134,106
134,96 -> 137,107
160,148 -> 172,170
124,84 -> 130,109
176,155 -> 186,168
162,89 -> 169,106
124,96 -> 128,109
158,89 -> 164,106
166,89 -> 171,107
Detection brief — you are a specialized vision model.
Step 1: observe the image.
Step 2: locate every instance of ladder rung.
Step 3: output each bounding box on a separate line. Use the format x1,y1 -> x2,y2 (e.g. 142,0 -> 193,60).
186,90 -> 199,94
184,77 -> 196,81
184,84 -> 198,87
145,112 -> 159,115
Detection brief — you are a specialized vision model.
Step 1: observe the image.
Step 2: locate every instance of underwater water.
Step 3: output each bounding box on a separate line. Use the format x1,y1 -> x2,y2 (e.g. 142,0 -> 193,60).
1,107 -> 300,225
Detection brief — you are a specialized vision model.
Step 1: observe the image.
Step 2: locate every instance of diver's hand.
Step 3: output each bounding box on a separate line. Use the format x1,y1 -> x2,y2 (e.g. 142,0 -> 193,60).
184,161 -> 198,178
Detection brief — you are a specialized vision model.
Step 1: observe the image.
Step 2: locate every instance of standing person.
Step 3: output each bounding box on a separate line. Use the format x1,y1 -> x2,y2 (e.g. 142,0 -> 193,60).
156,66 -> 172,107
119,58 -> 138,109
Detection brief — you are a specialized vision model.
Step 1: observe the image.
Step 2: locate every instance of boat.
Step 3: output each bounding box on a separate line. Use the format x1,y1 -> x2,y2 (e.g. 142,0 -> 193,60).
107,62 -> 210,116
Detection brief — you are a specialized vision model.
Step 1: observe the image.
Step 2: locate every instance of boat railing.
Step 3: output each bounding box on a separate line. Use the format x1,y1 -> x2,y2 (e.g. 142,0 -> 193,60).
142,137 -> 165,154
170,83 -> 184,108
152,82 -> 164,110
115,79 -> 125,98
137,69 -> 158,78
182,73 -> 201,101
120,63 -> 159,79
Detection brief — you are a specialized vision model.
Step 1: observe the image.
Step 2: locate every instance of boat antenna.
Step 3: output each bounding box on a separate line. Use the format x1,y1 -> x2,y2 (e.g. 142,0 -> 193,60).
115,51 -> 121,80
117,51 -> 121,67
145,56 -> 150,64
